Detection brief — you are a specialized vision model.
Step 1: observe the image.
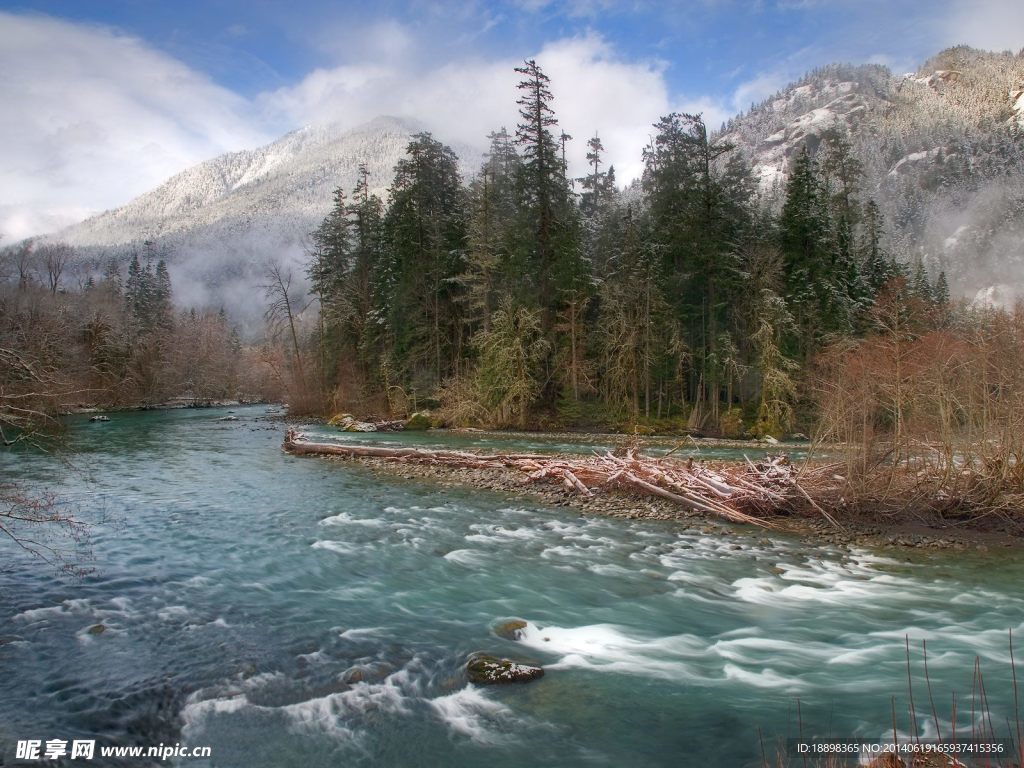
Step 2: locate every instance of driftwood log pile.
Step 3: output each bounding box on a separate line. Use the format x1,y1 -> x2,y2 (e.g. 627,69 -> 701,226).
282,429 -> 838,528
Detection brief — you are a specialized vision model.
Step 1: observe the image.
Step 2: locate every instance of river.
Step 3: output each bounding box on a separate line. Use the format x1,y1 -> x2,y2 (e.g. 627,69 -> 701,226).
1,406 -> 1021,767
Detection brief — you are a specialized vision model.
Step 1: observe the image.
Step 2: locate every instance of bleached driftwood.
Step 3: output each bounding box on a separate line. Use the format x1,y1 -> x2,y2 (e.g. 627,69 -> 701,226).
280,429 -> 844,528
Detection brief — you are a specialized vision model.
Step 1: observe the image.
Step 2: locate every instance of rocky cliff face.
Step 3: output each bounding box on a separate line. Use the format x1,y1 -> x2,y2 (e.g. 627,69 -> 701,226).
720,46 -> 1024,305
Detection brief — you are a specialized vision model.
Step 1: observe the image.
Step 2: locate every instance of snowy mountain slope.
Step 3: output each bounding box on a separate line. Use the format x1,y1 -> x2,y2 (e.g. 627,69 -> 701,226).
43,47 -> 1024,324
60,116 -> 418,247
720,47 -> 1024,305
48,116 -> 480,327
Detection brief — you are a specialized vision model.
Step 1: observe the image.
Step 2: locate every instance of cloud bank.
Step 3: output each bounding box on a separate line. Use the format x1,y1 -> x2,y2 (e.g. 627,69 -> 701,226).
2,3 -> 1020,241
0,12 -> 269,241
0,13 -> 727,241
261,32 -> 686,186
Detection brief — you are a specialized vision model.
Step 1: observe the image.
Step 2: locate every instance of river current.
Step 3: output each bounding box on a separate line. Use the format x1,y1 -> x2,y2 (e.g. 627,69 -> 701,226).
1,406 -> 1021,766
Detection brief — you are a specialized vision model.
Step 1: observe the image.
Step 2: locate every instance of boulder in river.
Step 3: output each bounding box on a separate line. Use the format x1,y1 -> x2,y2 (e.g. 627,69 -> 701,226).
327,414 -> 377,432
86,624 -> 106,635
466,653 -> 544,684
492,619 -> 528,641
403,411 -> 433,431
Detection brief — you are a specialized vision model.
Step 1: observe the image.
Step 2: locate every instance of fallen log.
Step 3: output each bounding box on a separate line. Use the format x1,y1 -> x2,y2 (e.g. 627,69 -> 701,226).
282,429 -> 794,527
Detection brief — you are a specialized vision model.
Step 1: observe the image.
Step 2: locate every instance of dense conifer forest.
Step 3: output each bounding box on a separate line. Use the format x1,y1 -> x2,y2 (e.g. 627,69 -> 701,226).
3,56 -> 1023,462
286,59 -> 983,443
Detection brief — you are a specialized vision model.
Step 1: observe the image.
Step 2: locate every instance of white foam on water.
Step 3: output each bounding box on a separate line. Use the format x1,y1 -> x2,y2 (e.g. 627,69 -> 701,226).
109,596 -> 133,612
185,617 -> 231,631
181,667 -> 390,744
237,672 -> 287,691
517,621 -> 705,680
540,545 -> 591,559
666,569 -> 721,586
712,636 -> 835,666
443,549 -> 489,568
429,685 -> 518,744
157,605 -> 191,621
465,523 -> 544,545
180,695 -> 251,738
320,512 -> 387,528
311,540 -> 358,555
14,598 -> 92,622
240,581 -> 272,592
339,627 -> 386,641
722,663 -> 806,691
827,645 -> 895,665
283,673 -> 411,739
730,553 -> 934,608
587,563 -> 635,577
542,520 -> 590,536
866,622 -> 1024,663
75,624 -> 124,643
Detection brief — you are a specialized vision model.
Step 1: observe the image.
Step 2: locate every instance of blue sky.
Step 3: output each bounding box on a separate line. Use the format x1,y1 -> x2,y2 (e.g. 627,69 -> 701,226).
5,1 -> 995,108
1,0 -> 1022,238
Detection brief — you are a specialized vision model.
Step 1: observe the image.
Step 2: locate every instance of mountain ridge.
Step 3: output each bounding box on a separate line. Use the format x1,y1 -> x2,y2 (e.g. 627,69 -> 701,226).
38,45 -> 1024,319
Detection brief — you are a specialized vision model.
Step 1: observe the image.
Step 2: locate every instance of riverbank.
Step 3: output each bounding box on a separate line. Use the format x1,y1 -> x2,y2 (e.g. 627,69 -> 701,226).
65,398 -> 272,415
301,447 -> 1021,553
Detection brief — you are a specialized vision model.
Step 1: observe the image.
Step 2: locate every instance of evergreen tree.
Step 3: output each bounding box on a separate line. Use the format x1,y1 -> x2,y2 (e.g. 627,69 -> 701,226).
514,59 -> 568,314
153,259 -> 173,331
513,59 -> 588,404
347,165 -> 385,374
911,257 -> 933,302
377,133 -> 468,390
779,146 -> 859,352
307,186 -> 352,391
597,206 -> 680,420
580,134 -> 612,217
458,129 -> 523,335
934,270 -> 951,306
308,187 -> 351,301
860,200 -> 900,293
642,112 -> 748,420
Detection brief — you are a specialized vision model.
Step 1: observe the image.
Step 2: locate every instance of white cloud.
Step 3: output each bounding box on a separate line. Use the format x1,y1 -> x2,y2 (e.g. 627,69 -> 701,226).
943,0 -> 1024,52
0,12 -> 269,241
730,71 -> 790,113
261,31 -> 675,184
1,12 -> 733,240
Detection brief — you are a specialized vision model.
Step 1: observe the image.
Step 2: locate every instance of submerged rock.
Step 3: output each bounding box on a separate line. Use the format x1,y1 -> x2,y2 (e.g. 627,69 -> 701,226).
492,619 -> 528,641
466,654 -> 544,684
86,624 -> 106,635
89,415 -> 110,422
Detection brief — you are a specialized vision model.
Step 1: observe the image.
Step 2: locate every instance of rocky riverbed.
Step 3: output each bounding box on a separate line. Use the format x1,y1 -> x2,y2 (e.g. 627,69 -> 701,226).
323,452 -> 1021,553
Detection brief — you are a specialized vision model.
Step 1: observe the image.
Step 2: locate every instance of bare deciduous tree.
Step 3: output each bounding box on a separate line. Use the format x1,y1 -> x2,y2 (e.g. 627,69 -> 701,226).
38,242 -> 73,294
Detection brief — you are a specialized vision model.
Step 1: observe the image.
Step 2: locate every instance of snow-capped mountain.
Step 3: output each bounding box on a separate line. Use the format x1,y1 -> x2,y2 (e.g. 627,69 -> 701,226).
50,115 -> 478,326
720,46 -> 1024,304
46,46 -> 1024,322
60,115 -> 418,249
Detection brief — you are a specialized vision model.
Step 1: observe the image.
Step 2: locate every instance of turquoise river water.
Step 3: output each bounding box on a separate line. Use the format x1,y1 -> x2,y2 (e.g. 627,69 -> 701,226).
1,406 -> 1021,767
